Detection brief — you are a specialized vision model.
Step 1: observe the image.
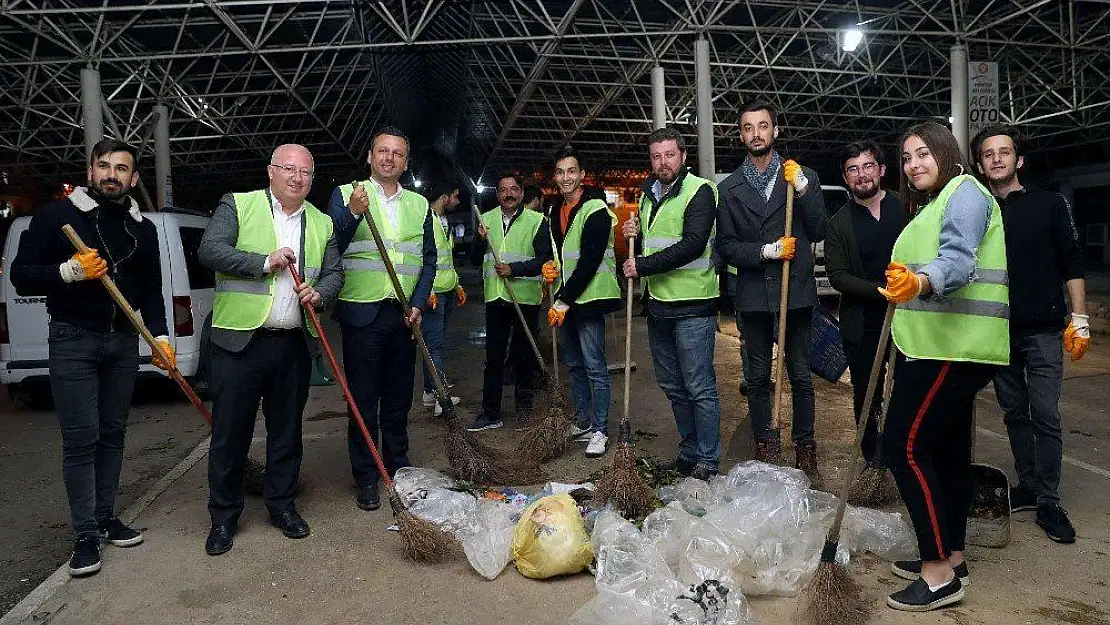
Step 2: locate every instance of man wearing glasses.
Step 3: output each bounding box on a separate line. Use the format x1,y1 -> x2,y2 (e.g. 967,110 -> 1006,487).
199,144 -> 344,555
824,140 -> 906,465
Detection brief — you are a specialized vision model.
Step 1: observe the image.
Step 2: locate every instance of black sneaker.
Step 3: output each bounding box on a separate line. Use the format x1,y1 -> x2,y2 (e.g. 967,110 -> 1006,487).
357,484 -> 381,511
887,577 -> 964,612
657,456 -> 696,476
1037,505 -> 1077,544
98,518 -> 144,547
891,560 -> 970,587
1010,485 -> 1037,512
466,413 -> 503,432
690,464 -> 718,482
68,536 -> 102,577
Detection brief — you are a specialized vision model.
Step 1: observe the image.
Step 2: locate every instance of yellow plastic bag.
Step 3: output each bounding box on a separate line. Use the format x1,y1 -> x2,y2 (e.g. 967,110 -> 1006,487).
511,493 -> 594,579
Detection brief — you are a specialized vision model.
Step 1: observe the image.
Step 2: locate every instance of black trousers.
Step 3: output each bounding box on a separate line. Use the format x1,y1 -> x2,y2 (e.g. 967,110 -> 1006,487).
883,356 -> 995,561
208,329 -> 310,525
842,329 -> 889,463
342,304 -> 415,488
482,300 -> 539,417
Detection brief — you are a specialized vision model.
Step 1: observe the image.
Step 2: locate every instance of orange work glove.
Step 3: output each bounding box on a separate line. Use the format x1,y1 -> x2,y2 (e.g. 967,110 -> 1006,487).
1064,313 -> 1091,361
151,337 -> 176,371
760,236 -> 796,261
878,262 -> 922,303
455,286 -> 467,307
541,260 -> 559,284
783,159 -> 809,193
427,293 -> 438,310
547,300 -> 569,327
60,249 -> 108,283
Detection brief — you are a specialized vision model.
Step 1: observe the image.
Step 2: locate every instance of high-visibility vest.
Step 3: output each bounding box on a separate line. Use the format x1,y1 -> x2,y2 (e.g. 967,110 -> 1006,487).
212,189 -> 331,337
432,215 -> 459,293
891,174 -> 1009,365
336,180 -> 430,303
639,174 -> 720,302
481,208 -> 544,305
552,198 -> 620,303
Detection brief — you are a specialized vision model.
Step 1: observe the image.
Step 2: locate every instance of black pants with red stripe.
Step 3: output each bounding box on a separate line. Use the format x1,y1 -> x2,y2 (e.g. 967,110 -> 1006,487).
883,355 -> 996,561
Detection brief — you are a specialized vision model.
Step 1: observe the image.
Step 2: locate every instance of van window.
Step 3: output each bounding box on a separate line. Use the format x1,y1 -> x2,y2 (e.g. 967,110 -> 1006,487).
178,227 -> 215,289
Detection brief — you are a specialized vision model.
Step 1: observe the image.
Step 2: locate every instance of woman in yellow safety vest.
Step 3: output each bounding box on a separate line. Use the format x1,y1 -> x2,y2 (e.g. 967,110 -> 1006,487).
879,121 -> 1009,613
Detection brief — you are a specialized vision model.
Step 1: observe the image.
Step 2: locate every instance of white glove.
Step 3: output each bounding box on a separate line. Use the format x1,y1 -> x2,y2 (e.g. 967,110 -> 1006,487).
553,300 -> 570,314
1072,313 -> 1091,339
792,171 -> 809,195
760,237 -> 796,260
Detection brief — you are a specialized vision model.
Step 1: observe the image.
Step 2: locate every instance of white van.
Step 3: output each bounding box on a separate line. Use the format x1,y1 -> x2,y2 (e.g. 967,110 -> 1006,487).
0,209 -> 213,409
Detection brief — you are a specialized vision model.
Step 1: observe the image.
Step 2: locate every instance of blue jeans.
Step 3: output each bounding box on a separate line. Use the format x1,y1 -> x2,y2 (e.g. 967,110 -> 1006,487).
421,290 -> 457,392
48,321 -> 140,538
559,312 -> 611,433
739,308 -> 815,442
647,315 -> 721,469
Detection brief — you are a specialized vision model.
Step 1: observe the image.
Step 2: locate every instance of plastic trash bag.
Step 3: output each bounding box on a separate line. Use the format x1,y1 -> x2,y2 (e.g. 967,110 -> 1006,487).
658,477 -> 715,516
512,493 -> 594,579
392,467 -> 456,505
844,505 -> 918,561
408,488 -> 477,535
459,499 -> 517,580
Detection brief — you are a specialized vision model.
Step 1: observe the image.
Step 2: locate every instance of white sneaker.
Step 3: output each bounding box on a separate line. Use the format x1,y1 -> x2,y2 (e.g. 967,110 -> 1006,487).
585,431 -> 609,458
433,395 -> 461,417
422,391 -> 436,407
568,423 -> 591,440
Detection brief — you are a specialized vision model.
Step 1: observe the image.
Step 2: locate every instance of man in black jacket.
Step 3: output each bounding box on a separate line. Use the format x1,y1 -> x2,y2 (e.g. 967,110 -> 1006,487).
715,102 -> 826,481
972,125 -> 1087,544
547,146 -> 621,458
11,139 -> 171,577
824,140 -> 907,464
622,128 -> 721,480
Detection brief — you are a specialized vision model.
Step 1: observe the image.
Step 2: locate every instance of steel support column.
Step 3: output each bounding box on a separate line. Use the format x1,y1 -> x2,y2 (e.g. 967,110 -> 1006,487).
651,65 -> 666,130
81,67 -> 103,161
154,104 -> 172,209
695,36 -> 714,177
950,44 -> 969,158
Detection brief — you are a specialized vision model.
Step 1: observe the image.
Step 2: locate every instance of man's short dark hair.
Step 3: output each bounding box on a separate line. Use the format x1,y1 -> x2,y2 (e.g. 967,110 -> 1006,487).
423,176 -> 458,203
554,145 -> 585,170
496,172 -> 524,190
646,127 -> 686,153
839,140 -> 885,171
971,124 -> 1022,159
89,138 -> 138,168
523,185 -> 544,205
371,125 -> 409,151
739,101 -> 777,127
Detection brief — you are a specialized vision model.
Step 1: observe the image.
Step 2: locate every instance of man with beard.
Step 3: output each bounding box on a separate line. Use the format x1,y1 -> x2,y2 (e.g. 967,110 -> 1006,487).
469,173 -> 553,431
824,140 -> 907,465
548,146 -> 621,458
12,139 -> 171,576
622,128 -> 722,480
715,102 -> 826,482
419,177 -> 463,417
972,124 -> 1087,544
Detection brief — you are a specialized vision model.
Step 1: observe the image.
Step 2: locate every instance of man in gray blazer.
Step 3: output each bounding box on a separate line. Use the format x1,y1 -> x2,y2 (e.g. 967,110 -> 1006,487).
198,144 -> 343,556
715,102 -> 826,482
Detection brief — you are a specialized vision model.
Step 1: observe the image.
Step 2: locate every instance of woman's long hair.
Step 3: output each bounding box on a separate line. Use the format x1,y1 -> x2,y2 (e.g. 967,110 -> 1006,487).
898,121 -> 972,215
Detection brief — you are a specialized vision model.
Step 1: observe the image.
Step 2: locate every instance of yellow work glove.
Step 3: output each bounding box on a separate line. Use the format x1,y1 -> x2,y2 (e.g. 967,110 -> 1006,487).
547,300 -> 569,328
783,159 -> 809,194
760,236 -> 796,261
455,286 -> 467,307
878,262 -> 922,303
1064,313 -> 1091,361
151,337 -> 176,371
427,293 -> 438,310
542,260 -> 559,284
59,249 -> 108,283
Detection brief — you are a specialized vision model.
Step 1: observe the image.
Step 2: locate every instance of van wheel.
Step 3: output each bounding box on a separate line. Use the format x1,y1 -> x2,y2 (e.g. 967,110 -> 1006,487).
9,382 -> 54,411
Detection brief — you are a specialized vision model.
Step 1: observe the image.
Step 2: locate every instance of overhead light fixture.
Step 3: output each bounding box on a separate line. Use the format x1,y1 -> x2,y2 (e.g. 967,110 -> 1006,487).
840,28 -> 863,52
475,182 -> 486,193
413,178 -> 422,188
948,116 -> 954,123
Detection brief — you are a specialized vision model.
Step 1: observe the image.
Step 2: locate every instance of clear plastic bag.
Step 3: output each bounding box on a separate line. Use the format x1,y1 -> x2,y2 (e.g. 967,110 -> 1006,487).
392,467 -> 456,505
844,505 -> 918,561
658,477 -> 715,517
459,499 -> 517,580
407,488 -> 477,535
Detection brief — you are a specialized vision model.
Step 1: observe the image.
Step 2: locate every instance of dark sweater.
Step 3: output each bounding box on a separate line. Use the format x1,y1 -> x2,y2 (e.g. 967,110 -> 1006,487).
10,189 -> 167,337
996,186 -> 1084,335
550,187 -> 621,316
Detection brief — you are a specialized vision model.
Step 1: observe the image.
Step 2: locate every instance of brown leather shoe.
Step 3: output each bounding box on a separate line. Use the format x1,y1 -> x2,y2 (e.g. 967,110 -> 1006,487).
753,437 -> 782,464
795,439 -> 824,488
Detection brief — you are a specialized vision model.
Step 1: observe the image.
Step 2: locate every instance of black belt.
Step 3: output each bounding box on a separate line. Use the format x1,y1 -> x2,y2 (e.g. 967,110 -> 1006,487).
256,327 -> 302,335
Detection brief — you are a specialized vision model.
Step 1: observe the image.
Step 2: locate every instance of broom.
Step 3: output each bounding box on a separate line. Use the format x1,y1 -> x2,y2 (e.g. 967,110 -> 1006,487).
847,340 -> 901,507
799,302 -> 894,625
288,265 -> 460,562
60,225 -> 271,494
593,222 -> 653,519
768,185 -> 795,467
356,190 -> 544,485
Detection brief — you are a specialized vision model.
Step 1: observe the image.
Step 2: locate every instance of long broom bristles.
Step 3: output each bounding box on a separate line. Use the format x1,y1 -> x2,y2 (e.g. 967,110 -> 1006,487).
514,378 -> 572,461
847,464 -> 901,507
800,547 -> 873,625
594,437 -> 654,519
389,493 -> 462,563
445,416 -> 547,485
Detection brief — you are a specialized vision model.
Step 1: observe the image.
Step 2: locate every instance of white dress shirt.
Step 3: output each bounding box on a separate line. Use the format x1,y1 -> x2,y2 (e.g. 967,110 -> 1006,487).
261,194 -> 305,329
352,178 -> 404,233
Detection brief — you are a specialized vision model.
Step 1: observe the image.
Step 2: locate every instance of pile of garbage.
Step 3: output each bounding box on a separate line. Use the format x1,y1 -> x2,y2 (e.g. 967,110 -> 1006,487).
393,461 -> 917,625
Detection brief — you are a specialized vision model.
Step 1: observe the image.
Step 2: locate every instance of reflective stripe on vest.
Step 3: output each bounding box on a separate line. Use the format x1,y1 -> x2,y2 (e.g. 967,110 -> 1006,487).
891,174 -> 1009,365
555,198 -> 620,304
337,180 -> 430,303
432,216 -> 459,292
212,189 -> 332,337
481,208 -> 545,305
639,174 -> 720,302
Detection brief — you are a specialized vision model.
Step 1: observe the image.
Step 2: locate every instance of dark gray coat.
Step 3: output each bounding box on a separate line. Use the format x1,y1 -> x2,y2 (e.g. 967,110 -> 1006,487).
715,165 -> 826,313
199,191 -> 344,353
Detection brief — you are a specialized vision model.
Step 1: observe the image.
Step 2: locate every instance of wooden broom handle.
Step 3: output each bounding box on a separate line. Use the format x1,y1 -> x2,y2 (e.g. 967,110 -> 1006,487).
770,185 -> 795,432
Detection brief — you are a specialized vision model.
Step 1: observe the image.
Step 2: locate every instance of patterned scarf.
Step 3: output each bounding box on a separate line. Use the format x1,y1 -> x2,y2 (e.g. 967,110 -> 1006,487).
741,150 -> 782,201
